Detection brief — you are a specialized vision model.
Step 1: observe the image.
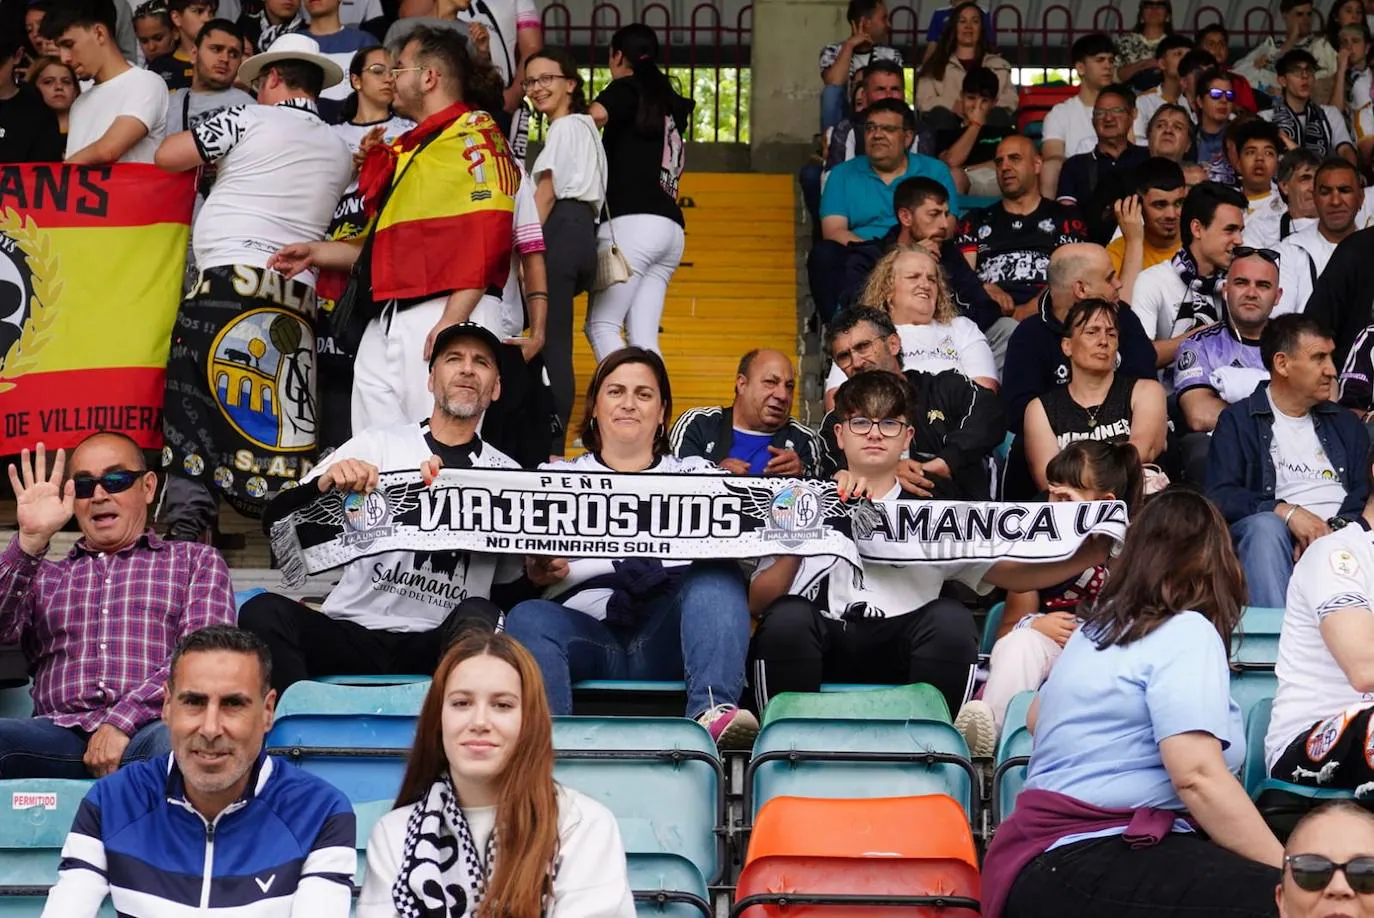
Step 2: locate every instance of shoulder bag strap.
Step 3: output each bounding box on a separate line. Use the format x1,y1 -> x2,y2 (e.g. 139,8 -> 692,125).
577,115 -> 617,249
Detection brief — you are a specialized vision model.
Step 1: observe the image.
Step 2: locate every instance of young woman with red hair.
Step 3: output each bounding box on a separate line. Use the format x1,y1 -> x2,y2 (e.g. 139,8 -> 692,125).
357,631 -> 635,918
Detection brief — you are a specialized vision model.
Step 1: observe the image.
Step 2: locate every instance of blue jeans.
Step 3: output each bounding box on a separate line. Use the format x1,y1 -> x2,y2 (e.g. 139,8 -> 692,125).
0,717 -> 170,779
1231,512 -> 1295,609
820,84 -> 848,133
503,561 -> 751,717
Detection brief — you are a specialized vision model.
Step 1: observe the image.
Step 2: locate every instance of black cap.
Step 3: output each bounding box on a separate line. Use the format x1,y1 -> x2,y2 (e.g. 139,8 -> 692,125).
428,322 -> 504,368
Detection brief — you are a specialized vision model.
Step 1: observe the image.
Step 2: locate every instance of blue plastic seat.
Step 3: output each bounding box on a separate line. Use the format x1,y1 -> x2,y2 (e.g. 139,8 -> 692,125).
264,680 -> 430,802
0,681 -> 33,719
352,799 -> 394,889
992,691 -> 1037,825
746,718 -> 979,825
980,601 -> 1007,657
316,674 -> 429,686
1243,697 -> 1352,803
553,717 -> 724,887
1231,669 -> 1278,724
1232,606 -> 1284,669
572,680 -> 895,717
233,588 -> 266,611
0,779 -> 114,916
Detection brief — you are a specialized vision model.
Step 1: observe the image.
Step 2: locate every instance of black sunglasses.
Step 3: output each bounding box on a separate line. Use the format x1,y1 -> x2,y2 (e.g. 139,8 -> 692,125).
72,470 -> 144,500
1233,245 -> 1280,264
1287,854 -> 1374,893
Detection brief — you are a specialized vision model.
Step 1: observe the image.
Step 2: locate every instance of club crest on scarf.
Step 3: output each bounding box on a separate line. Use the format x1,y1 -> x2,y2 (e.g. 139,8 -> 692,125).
726,480 -> 848,548
293,480 -> 427,550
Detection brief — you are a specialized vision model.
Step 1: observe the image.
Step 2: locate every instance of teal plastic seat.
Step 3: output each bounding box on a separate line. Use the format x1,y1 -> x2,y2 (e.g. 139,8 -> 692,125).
1232,606 -> 1284,669
746,718 -> 979,824
265,680 -> 431,803
0,779 -> 114,916
627,849 -> 711,916
980,601 -> 1007,657
761,683 -> 950,728
572,680 -> 898,717
1231,669 -> 1278,724
553,716 -> 723,887
316,674 -> 429,686
352,799 -> 394,889
992,691 -> 1037,825
0,681 -> 33,719
1243,697 -> 1353,839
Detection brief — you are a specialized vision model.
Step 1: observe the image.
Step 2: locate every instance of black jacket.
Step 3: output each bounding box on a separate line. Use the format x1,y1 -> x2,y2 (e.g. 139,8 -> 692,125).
1305,226 -> 1374,370
669,406 -> 825,476
817,368 -> 1006,499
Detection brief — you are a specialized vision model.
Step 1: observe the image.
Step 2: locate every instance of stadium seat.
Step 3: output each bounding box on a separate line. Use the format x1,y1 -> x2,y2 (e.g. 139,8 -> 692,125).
1243,697 -> 1353,841
264,680 -> 429,803
1230,668 -> 1278,724
0,779 -> 112,917
979,601 -> 1006,657
761,683 -> 949,728
746,718 -> 979,824
733,795 -> 980,917
553,716 -> 724,887
316,675 -> 429,686
1016,84 -> 1077,135
352,799 -> 394,889
573,680 -> 901,717
1232,606 -> 1283,669
991,691 -> 1037,825
233,588 -> 266,611
0,681 -> 32,719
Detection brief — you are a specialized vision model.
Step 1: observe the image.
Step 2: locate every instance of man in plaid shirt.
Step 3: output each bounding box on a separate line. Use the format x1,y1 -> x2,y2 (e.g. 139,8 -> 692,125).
1,432 -> 234,779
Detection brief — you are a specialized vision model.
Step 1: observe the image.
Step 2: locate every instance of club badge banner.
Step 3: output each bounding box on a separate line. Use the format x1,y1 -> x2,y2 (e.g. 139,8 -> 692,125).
270,468 -> 1128,585
0,164 -> 196,453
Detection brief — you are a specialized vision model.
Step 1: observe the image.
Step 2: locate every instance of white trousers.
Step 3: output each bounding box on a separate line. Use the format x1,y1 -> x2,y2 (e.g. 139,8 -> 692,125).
983,627 -> 1063,730
585,213 -> 686,360
351,298 -> 447,433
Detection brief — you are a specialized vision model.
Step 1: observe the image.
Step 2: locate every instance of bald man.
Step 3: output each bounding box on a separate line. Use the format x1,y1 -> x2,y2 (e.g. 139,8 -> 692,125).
1278,802 -> 1374,918
669,349 -> 824,476
0,432 -> 233,779
955,135 -> 1088,321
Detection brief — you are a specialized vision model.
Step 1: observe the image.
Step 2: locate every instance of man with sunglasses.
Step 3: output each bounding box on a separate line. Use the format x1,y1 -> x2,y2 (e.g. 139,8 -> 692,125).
748,369 -> 1103,756
1277,802 -> 1374,915
816,306 -> 1005,500
0,434 -> 234,779
1262,49 -> 1358,165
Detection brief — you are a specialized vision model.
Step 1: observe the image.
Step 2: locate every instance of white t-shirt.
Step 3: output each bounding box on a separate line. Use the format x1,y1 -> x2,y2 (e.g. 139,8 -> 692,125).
1267,389 -> 1347,520
1132,90 -> 1192,145
1266,525 -> 1374,770
532,113 -> 607,211
1042,96 -> 1097,157
541,452 -> 724,620
1260,104 -> 1355,153
760,483 -> 994,619
307,422 -> 523,633
1276,225 -> 1340,316
332,114 -> 416,192
191,98 -> 353,285
1243,189 -> 1287,249
470,166 -> 545,340
824,319 -> 997,392
66,65 -> 168,163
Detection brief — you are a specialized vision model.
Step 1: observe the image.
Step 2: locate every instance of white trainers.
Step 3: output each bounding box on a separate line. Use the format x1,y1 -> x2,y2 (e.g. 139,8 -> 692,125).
954,700 -> 997,759
696,704 -> 760,751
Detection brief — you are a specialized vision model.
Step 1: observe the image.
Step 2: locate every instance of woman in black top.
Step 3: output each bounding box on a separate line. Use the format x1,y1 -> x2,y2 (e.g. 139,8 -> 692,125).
1022,298 -> 1167,490
584,24 -> 695,361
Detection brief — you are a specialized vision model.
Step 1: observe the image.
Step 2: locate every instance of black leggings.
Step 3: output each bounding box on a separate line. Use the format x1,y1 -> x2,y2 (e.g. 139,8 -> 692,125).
237,592 -> 503,694
542,199 -> 597,454
1005,834 -> 1279,917
749,595 -> 978,717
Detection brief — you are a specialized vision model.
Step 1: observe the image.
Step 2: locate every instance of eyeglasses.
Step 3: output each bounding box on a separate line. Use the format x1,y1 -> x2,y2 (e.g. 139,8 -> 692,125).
1093,106 -> 1130,118
390,66 -> 425,77
1286,854 -> 1374,893
521,73 -> 565,91
1205,88 -> 1236,100
833,336 -> 883,369
1284,66 -> 1316,77
863,122 -> 904,135
1233,245 -> 1280,263
361,63 -> 390,77
845,417 -> 909,438
71,470 -> 143,500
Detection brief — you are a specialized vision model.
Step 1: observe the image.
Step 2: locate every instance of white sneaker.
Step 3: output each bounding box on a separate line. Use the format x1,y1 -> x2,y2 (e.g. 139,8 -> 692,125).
954,700 -> 997,759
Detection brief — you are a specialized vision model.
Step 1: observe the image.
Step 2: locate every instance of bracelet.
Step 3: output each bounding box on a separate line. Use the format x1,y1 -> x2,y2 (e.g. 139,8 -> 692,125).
1283,505 -> 1300,525
526,292 -> 549,300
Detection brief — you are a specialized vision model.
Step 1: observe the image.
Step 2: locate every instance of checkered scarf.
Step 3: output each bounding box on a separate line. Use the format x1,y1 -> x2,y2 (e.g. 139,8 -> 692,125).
1269,99 -> 1334,158
1170,246 -> 1225,333
392,774 -> 495,918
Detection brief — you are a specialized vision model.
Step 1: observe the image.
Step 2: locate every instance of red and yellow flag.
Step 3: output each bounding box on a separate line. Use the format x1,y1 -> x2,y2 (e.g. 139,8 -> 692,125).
0,164 -> 195,453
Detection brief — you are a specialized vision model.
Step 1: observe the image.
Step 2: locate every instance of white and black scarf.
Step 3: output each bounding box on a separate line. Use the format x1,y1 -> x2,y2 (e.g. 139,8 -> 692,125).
257,10 -> 307,50
392,774 -> 497,918
1270,99 -> 1334,157
1171,247 -> 1225,333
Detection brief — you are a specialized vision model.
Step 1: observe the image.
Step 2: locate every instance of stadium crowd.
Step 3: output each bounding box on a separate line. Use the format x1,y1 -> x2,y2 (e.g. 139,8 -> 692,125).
9,0 -> 1374,912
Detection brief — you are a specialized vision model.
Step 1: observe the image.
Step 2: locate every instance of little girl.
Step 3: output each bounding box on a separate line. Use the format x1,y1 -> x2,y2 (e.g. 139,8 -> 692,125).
968,439 -> 1144,734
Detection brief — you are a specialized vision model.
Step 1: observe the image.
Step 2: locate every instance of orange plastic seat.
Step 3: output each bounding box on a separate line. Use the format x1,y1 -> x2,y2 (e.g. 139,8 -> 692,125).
733,796 -> 980,917
1016,85 -> 1080,134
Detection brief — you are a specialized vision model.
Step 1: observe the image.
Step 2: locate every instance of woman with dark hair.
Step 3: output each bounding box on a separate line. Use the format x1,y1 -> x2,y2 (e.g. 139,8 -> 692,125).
1022,299 -> 1168,491
502,347 -> 758,748
525,47 -> 606,454
333,46 -> 415,154
357,631 -> 636,918
982,489 -> 1284,918
915,1 -> 1015,124
584,24 -> 695,360
1116,0 -> 1174,83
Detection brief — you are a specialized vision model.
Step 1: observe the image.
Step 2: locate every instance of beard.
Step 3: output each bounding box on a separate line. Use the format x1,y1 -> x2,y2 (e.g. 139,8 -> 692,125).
438,390 -> 485,420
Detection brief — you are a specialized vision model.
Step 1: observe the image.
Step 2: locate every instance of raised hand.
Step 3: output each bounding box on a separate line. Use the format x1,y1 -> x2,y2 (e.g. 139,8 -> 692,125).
7,444 -> 75,556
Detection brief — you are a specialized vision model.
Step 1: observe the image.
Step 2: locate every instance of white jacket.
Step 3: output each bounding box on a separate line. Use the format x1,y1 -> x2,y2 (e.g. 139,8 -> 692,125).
356,785 -> 637,918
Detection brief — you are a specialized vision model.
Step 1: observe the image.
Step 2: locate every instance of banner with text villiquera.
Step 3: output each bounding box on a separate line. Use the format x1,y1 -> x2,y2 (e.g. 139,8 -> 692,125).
0,164 -> 196,453
269,468 -> 1128,585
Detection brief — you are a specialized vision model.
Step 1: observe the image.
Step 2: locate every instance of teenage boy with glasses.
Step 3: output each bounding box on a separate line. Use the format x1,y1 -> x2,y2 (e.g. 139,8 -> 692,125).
1262,49 -> 1358,164
0,433 -> 234,780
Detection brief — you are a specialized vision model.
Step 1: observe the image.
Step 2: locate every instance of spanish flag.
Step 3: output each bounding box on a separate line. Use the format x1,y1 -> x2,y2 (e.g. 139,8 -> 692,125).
0,164 -> 195,454
361,104 -> 519,301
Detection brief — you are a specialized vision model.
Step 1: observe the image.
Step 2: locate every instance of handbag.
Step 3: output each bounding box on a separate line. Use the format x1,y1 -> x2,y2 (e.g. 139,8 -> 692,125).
580,117 -> 631,293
